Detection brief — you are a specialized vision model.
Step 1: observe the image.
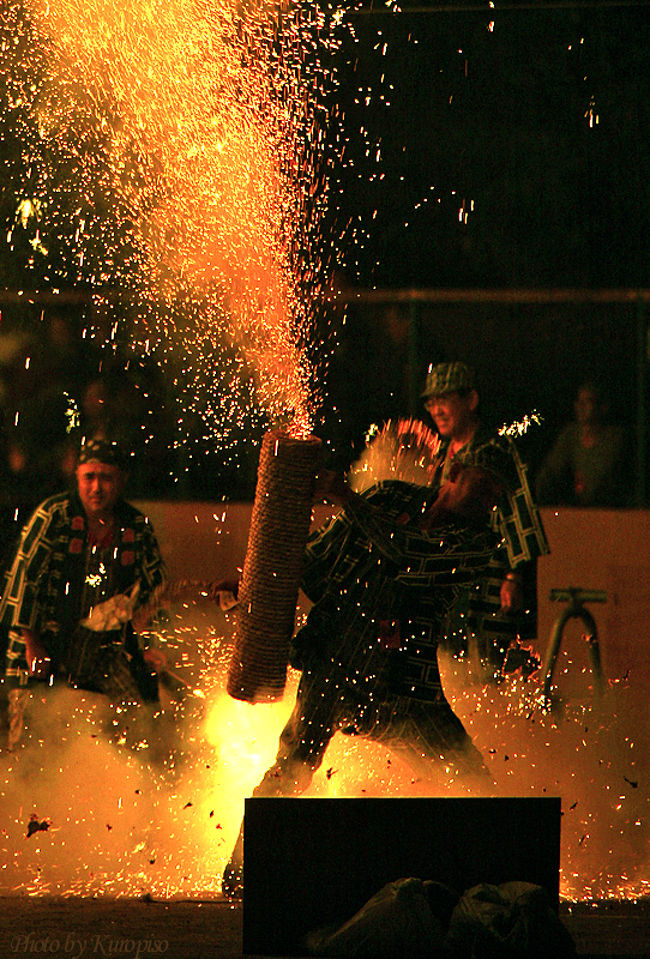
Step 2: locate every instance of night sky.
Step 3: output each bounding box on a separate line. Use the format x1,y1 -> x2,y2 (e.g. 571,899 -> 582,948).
327,1 -> 649,290
0,0 -> 648,497
317,1 -> 649,485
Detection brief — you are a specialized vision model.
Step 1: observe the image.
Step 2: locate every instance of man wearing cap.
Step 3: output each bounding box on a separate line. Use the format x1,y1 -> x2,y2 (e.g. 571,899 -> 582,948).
0,437 -> 167,750
421,361 -> 548,678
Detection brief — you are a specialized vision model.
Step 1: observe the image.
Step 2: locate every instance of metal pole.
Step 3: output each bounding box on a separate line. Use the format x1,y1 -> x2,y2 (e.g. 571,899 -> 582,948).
543,588 -> 606,703
636,296 -> 648,506
407,300 -> 421,417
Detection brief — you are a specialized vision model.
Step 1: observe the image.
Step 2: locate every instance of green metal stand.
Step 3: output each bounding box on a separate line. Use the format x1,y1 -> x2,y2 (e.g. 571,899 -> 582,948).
542,587 -> 606,703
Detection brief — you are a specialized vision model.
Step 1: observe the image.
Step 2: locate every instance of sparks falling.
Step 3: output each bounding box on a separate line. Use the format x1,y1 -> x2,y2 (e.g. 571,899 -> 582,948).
2,0 -> 350,450
1,617 -> 648,902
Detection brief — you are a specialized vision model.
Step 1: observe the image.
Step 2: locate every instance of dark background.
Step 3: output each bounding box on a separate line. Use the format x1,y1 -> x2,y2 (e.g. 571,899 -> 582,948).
318,0 -> 649,485
326,1 -> 649,290
0,0 -> 648,502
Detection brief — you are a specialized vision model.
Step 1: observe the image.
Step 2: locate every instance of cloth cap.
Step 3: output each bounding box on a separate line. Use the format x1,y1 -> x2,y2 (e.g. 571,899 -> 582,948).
79,437 -> 128,470
421,361 -> 475,398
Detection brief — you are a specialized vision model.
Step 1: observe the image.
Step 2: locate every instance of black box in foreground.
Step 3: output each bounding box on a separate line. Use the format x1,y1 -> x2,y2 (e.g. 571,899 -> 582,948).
242,796 -> 561,956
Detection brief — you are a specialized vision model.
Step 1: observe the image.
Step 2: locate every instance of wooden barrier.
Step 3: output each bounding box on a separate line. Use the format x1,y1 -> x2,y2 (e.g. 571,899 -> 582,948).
136,501 -> 650,691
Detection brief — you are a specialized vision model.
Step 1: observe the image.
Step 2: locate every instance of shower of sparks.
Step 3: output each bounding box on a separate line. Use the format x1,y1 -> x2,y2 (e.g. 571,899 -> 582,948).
498,410 -> 543,438
1,0 -> 354,455
2,1 -> 647,912
63,391 -> 80,432
350,416 -> 441,491
1,608 -> 648,902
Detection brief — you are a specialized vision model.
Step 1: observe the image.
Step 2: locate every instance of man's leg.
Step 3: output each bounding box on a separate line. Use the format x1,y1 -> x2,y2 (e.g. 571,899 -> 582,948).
83,647 -> 168,756
222,667 -> 342,899
369,697 -> 489,782
6,687 -> 29,752
94,651 -> 144,705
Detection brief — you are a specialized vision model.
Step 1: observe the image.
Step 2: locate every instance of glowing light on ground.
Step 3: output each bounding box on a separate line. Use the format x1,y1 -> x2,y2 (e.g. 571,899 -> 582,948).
1,618 -> 648,902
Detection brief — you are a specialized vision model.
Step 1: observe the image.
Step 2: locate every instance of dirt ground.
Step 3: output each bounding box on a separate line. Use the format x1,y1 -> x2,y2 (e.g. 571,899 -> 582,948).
0,897 -> 241,959
1,896 -> 650,959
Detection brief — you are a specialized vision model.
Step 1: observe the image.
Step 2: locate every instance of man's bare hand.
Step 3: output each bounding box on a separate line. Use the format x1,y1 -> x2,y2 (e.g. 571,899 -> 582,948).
132,606 -> 154,633
143,647 -> 168,674
500,576 -> 523,613
420,464 -> 504,531
22,630 -> 52,679
206,579 -> 240,611
210,579 -> 240,599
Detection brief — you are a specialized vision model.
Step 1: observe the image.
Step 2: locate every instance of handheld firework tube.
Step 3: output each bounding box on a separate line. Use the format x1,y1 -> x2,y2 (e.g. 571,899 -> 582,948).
227,430 -> 322,703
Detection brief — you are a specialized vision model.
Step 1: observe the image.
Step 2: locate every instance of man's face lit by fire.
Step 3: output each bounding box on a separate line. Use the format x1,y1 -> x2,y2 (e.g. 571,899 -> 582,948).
76,460 -> 125,521
424,389 -> 478,441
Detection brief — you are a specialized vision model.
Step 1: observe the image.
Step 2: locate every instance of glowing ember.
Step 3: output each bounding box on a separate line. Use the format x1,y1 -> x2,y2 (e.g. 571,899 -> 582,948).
1,601 -> 648,903
498,411 -> 544,438
350,417 -> 441,491
2,0 -> 349,453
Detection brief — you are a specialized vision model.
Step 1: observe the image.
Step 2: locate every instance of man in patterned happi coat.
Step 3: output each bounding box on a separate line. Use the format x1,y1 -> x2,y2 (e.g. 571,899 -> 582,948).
422,361 -> 549,680
222,459 -> 508,898
0,437 -> 166,750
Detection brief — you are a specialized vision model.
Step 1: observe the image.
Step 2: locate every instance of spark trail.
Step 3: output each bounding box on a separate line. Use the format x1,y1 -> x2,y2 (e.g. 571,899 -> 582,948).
2,0 -> 346,459
1,636 -> 648,901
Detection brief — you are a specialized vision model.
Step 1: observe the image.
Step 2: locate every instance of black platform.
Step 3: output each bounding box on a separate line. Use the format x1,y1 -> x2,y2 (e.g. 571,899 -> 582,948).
242,796 -> 562,956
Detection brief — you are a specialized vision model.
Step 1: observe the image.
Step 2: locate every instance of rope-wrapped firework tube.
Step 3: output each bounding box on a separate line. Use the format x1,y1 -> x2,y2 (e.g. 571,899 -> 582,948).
227,430 -> 322,703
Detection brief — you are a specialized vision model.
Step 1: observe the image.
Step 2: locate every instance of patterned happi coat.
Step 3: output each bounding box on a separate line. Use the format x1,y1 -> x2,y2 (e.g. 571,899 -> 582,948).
431,427 -> 549,654
293,480 -> 499,704
1,490 -> 166,688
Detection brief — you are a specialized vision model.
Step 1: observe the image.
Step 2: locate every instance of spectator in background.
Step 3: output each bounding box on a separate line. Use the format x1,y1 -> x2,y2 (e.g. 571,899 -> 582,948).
0,307 -> 176,533
535,381 -> 630,507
